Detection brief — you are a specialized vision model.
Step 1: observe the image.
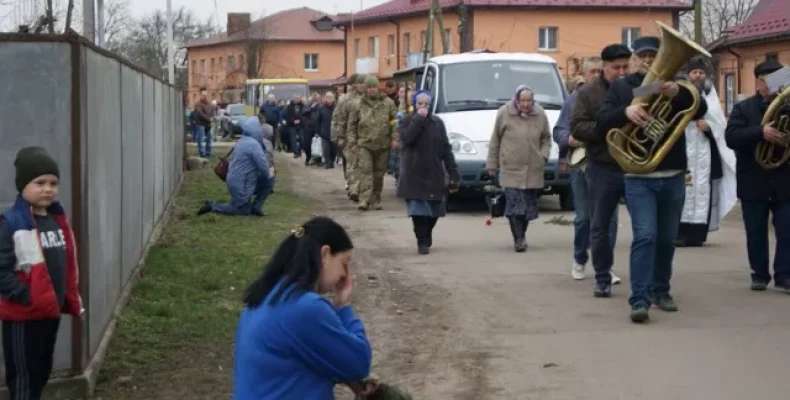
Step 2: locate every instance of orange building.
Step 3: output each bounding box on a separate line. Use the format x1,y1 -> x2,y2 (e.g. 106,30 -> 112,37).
184,7 -> 344,105
708,0 -> 790,116
333,0 -> 690,81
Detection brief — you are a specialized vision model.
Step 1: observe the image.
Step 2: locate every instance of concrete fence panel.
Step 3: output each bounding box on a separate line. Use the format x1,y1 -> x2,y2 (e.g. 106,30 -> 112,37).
0,33 -> 185,398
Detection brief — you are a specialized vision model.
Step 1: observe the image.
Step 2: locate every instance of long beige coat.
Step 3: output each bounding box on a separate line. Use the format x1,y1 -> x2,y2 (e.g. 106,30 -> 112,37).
486,101 -> 551,190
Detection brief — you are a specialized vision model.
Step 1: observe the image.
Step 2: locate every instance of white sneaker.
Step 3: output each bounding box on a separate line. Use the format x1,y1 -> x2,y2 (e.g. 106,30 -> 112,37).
571,263 -> 586,280
611,271 -> 622,285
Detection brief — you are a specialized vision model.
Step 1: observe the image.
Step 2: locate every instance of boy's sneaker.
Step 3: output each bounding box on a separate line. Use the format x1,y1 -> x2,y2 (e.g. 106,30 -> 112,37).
594,282 -> 611,298
630,305 -> 650,323
653,295 -> 679,312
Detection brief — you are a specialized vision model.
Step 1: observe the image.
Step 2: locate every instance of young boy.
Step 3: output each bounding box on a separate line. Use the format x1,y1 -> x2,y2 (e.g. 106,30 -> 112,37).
0,146 -> 83,400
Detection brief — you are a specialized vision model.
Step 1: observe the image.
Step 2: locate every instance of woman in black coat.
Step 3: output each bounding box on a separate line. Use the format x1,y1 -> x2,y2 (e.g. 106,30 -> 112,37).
397,90 -> 460,255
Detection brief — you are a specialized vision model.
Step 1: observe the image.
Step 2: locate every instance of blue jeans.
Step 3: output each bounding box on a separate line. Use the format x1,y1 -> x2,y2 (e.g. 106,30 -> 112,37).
624,173 -> 685,307
585,162 -> 625,284
212,176 -> 275,215
195,125 -> 212,157
288,126 -> 302,156
571,169 -> 618,265
741,200 -> 790,284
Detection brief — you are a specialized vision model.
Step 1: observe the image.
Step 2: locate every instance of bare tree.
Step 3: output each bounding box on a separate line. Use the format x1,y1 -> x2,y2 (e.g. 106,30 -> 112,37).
680,0 -> 759,44
123,6 -> 217,86
242,21 -> 272,79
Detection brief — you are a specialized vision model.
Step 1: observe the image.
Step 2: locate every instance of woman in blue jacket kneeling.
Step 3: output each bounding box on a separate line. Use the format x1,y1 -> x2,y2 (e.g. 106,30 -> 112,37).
198,117 -> 275,217
232,216 -> 373,399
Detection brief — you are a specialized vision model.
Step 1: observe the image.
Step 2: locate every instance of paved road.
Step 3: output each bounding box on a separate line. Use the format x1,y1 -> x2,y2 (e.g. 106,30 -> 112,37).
285,154 -> 787,400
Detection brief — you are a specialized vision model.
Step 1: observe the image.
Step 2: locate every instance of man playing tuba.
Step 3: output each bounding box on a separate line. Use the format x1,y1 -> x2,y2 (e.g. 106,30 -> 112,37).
597,36 -> 708,323
724,59 -> 790,294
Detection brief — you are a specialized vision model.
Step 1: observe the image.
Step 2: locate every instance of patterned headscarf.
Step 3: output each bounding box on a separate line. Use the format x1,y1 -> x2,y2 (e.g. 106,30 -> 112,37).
512,85 -> 533,114
411,89 -> 433,115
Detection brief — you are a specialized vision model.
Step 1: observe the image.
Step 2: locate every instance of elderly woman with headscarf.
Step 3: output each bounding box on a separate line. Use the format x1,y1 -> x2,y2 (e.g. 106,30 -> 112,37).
197,117 -> 275,217
486,85 -> 551,252
397,90 -> 460,255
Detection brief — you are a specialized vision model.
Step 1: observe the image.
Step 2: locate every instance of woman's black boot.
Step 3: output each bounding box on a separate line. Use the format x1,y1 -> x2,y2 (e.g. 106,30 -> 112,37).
426,217 -> 438,248
412,217 -> 430,254
508,217 -> 526,252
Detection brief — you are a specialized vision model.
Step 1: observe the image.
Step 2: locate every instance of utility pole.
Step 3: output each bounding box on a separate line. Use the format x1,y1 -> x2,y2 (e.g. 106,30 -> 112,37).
166,0 -> 175,84
421,3 -> 435,63
433,0 -> 449,54
694,0 -> 703,44
96,0 -> 105,46
82,0 -> 95,43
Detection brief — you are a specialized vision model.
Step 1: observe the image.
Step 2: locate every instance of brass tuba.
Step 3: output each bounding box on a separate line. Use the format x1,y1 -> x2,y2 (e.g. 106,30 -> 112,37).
606,21 -> 712,174
755,85 -> 790,169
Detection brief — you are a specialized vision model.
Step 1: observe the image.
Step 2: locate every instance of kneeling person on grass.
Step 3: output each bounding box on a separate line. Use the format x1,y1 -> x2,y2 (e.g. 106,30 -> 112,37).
0,147 -> 84,400
198,117 -> 275,217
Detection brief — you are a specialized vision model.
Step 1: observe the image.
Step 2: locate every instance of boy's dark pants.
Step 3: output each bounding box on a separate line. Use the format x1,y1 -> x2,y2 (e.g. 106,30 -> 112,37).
3,318 -> 60,400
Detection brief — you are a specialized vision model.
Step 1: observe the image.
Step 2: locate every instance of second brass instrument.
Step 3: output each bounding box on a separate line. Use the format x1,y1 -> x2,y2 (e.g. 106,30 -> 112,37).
755,85 -> 790,170
606,21 -> 712,174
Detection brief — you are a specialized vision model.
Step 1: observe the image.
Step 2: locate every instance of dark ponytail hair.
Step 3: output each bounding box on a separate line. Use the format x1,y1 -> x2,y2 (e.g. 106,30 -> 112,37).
243,216 -> 353,308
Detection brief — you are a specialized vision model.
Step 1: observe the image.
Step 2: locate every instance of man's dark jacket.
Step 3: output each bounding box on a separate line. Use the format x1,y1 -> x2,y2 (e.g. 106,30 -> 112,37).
283,102 -> 305,127
315,103 -> 336,140
570,76 -> 617,169
260,102 -> 281,126
725,93 -> 790,202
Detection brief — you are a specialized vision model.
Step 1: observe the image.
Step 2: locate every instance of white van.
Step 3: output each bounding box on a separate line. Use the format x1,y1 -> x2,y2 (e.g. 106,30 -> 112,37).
408,52 -> 573,210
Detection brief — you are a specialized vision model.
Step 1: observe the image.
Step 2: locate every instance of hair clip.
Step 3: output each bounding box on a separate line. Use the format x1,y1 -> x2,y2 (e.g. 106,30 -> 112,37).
292,226 -> 305,238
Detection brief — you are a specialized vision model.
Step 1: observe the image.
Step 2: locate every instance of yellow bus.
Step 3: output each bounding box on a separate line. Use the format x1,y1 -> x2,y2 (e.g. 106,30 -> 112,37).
244,78 -> 310,115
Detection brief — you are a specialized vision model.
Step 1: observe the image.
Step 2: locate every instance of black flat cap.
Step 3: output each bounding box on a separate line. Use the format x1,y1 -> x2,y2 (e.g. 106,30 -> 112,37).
686,57 -> 708,74
632,36 -> 660,54
600,44 -> 632,61
754,59 -> 783,77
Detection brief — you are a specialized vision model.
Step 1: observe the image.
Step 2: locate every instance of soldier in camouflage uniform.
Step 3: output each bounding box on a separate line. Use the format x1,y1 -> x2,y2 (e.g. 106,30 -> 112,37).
347,76 -> 398,211
331,73 -> 367,201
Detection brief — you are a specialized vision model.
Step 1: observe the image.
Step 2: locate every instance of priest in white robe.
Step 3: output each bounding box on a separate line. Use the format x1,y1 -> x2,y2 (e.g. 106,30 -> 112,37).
676,58 -> 738,247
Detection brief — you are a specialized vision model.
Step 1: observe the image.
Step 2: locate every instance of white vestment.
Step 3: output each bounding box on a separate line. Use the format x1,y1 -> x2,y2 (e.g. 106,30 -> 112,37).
681,87 -> 738,231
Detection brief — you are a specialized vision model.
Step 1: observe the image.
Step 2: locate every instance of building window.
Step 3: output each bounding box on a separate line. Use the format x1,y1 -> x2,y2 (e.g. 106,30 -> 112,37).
354,38 -> 361,58
622,27 -> 641,49
228,55 -> 235,71
724,74 -> 735,115
444,28 -> 452,52
239,54 -> 245,69
304,53 -> 319,71
766,51 -> 779,62
210,58 -> 215,73
420,30 -> 427,52
538,27 -> 558,51
388,34 -> 395,56
404,33 -> 411,54
368,36 -> 379,57
200,59 -> 206,73
218,57 -> 223,71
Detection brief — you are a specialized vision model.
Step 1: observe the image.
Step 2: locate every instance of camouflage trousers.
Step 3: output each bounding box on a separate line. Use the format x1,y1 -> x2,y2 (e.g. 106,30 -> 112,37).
357,147 -> 390,206
344,146 -> 360,195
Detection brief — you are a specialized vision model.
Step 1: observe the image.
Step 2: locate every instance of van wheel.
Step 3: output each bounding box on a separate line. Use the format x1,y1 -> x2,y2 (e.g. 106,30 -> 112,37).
559,189 -> 574,211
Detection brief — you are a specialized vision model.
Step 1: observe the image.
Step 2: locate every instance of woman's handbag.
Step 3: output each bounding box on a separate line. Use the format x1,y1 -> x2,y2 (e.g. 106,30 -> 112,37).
213,147 -> 234,181
485,171 -> 505,218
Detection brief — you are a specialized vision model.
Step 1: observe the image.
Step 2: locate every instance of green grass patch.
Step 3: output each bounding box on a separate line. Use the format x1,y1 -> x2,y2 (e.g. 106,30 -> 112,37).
92,152 -> 312,398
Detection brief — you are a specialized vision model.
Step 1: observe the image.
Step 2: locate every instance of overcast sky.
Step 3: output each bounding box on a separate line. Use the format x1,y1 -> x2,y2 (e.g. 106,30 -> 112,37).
1,0 -> 390,30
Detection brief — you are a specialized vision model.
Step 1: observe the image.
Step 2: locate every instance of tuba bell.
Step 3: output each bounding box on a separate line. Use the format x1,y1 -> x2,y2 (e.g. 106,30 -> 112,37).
755,85 -> 790,169
606,21 -> 712,174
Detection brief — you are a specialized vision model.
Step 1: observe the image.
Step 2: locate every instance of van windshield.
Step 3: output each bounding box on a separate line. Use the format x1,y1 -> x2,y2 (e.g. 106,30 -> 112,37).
440,61 -> 565,112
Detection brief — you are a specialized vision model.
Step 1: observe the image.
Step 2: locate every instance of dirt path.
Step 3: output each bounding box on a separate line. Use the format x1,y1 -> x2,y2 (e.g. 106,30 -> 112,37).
286,154 -> 790,400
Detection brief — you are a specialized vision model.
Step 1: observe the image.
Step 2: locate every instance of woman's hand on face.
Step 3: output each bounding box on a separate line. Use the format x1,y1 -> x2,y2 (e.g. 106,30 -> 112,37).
333,274 -> 354,308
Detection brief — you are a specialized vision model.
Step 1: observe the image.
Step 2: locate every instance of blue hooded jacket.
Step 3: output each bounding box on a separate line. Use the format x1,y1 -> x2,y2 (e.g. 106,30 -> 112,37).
227,118 -> 270,199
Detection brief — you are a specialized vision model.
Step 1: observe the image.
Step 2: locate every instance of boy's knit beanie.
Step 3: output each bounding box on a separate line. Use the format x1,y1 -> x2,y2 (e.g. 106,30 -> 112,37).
14,146 -> 60,193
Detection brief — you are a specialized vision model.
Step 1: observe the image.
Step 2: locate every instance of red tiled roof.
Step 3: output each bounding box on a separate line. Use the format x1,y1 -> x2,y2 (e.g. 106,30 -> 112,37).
186,7 -> 343,48
718,0 -> 790,44
334,0 -> 692,24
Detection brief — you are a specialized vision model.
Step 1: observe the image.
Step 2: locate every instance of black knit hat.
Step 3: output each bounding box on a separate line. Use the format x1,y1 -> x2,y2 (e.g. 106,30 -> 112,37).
687,57 -> 708,74
600,44 -> 632,61
754,59 -> 783,77
14,146 -> 60,193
